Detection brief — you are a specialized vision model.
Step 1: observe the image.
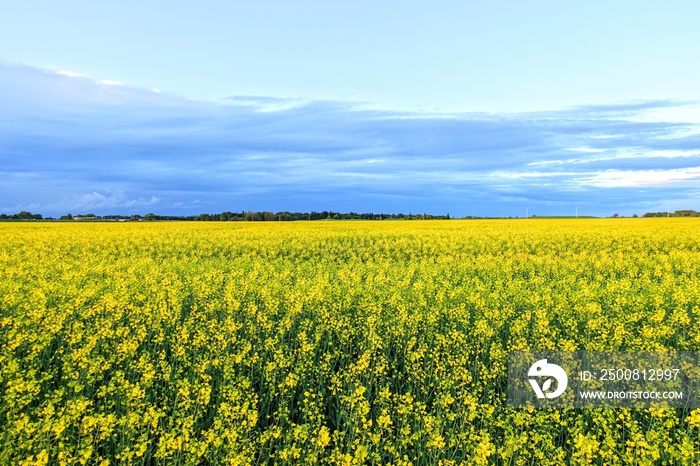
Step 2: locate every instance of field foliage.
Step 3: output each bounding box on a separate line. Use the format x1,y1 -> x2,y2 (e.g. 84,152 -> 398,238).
1,219 -> 700,465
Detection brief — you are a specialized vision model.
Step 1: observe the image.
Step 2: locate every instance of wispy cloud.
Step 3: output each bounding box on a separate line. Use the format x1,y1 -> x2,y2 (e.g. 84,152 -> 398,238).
56,70 -> 86,78
95,79 -> 123,86
1,62 -> 699,217
63,191 -> 160,211
580,168 -> 700,188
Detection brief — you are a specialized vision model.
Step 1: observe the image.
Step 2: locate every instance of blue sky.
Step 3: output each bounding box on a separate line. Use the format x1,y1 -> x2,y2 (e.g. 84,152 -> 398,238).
1,1 -> 699,217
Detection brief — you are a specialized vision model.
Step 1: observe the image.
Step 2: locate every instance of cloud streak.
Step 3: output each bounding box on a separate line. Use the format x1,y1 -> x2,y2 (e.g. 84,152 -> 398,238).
1,62 -> 699,217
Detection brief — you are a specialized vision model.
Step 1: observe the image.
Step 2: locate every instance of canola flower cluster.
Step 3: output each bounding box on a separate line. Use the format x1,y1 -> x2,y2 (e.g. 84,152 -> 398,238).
1,219 -> 699,465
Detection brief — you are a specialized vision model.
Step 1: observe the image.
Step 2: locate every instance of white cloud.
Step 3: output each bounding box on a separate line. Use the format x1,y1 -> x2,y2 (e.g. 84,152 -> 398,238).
493,170 -> 587,179
67,191 -> 160,210
527,160 -> 566,167
587,134 -> 622,139
580,168 -> 700,188
487,166 -> 700,190
56,70 -> 86,78
566,147 -> 606,153
647,149 -> 700,158
95,79 -> 123,86
0,201 -> 42,212
225,95 -> 307,112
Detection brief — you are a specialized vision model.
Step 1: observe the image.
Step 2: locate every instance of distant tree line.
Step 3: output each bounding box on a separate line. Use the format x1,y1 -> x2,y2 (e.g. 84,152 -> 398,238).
192,211 -> 452,221
642,210 -> 700,217
3,209 -> 699,221
0,211 -> 43,220
0,210 -> 454,221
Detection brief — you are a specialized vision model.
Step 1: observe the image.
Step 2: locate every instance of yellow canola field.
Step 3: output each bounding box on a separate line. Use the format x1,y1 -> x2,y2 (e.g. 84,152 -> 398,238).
1,219 -> 699,465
